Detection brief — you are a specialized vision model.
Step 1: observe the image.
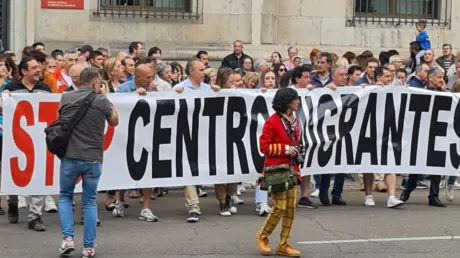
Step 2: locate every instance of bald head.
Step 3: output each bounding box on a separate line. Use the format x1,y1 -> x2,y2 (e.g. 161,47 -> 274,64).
135,64 -> 151,76
70,63 -> 85,77
70,63 -> 86,88
135,64 -> 154,88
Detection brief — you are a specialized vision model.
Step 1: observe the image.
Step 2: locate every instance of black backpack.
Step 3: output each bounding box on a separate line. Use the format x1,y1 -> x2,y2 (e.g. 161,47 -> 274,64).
44,92 -> 96,159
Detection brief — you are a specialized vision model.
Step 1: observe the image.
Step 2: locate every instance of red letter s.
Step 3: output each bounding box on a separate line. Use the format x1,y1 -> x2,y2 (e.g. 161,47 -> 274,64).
10,101 -> 35,187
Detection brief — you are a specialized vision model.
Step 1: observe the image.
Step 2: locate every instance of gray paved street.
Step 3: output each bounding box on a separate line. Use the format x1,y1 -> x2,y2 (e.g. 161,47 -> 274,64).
1,180 -> 460,258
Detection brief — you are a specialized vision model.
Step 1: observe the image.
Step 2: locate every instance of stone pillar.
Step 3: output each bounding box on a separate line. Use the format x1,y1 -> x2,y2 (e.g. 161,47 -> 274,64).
9,0 -> 35,56
251,0 -> 263,47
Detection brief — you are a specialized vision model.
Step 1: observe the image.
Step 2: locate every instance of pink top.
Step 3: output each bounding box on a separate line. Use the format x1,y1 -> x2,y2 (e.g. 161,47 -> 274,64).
283,60 -> 295,71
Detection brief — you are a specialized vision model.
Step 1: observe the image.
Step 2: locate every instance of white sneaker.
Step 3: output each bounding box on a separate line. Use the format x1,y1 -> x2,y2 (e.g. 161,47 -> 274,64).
139,208 -> 159,222
18,196 -> 28,209
232,195 -> 244,205
454,181 -> 460,190
310,189 -> 319,198
237,184 -> 246,194
197,188 -> 208,197
82,247 -> 95,258
227,204 -> 237,214
387,196 -> 404,208
364,195 -> 375,207
256,202 -> 271,216
219,203 -> 231,216
445,185 -> 455,202
45,195 -> 58,213
440,180 -> 446,189
59,236 -> 75,256
112,200 -> 125,217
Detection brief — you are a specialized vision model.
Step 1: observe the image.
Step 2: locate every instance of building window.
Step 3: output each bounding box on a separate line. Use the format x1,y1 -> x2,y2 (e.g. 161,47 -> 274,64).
94,0 -> 200,20
348,0 -> 451,27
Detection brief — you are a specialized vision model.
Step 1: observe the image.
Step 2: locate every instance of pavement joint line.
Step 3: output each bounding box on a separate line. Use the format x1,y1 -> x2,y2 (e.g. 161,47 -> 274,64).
297,236 -> 459,245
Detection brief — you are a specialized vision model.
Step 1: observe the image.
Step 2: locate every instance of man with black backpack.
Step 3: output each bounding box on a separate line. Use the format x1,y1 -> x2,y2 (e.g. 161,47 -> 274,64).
55,67 -> 118,257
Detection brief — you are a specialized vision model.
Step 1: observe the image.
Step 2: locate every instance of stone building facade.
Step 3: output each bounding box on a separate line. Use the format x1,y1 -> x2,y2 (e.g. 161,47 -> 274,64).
8,0 -> 458,61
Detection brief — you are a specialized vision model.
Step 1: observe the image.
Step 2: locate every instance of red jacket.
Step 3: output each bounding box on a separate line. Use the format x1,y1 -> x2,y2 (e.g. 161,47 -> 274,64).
54,67 -> 71,93
259,114 -> 300,173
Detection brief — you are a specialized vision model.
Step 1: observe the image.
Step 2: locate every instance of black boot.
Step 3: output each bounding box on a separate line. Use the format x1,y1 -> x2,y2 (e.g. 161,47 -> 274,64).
400,190 -> 411,202
8,203 -> 18,224
319,191 -> 331,206
331,197 -> 347,206
429,198 -> 446,208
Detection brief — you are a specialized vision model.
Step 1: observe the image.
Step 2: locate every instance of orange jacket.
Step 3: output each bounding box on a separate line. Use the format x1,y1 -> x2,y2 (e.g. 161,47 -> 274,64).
43,71 -> 58,93
259,114 -> 300,173
54,67 -> 71,93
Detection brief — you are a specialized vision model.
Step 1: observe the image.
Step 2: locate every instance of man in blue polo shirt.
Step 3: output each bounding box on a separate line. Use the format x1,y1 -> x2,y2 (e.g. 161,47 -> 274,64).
173,59 -> 220,92
173,58 -> 220,222
116,64 -> 159,222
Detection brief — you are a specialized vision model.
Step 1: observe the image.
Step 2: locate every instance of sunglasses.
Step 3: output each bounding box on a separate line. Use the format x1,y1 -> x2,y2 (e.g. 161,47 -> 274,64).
278,68 -> 286,72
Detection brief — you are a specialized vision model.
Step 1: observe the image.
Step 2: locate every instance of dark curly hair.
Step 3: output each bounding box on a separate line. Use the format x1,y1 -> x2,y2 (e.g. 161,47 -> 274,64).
290,65 -> 312,85
272,88 -> 299,113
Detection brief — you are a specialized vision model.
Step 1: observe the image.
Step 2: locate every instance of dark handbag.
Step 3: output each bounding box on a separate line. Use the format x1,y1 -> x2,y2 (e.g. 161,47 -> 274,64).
258,165 -> 299,193
44,93 -> 96,159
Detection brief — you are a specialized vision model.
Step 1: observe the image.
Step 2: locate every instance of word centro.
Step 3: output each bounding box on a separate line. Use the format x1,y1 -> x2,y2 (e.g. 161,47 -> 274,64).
125,96 -> 272,181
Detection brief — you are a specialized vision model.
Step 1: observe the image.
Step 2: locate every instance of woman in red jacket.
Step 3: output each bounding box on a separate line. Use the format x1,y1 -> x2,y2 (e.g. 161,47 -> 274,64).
256,88 -> 302,257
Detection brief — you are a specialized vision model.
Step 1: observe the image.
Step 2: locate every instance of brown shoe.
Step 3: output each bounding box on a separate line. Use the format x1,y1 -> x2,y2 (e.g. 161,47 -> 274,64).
360,184 -> 365,191
276,243 -> 301,257
375,183 -> 388,193
256,232 -> 271,255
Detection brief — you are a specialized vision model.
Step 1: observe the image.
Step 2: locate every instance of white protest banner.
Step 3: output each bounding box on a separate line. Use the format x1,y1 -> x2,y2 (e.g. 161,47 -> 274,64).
2,86 -> 460,195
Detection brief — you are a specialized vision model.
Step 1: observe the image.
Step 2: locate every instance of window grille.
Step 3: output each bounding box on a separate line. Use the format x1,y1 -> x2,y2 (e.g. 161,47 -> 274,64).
348,0 -> 451,27
94,0 -> 200,20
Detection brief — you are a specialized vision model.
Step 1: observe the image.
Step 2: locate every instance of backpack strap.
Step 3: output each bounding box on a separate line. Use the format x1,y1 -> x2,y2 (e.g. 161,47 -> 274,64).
64,92 -> 97,130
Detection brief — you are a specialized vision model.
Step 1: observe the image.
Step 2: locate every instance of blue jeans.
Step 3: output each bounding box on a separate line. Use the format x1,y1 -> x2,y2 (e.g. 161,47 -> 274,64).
320,174 -> 345,199
415,50 -> 425,65
447,176 -> 457,186
255,185 -> 268,203
59,158 -> 101,248
314,175 -> 321,189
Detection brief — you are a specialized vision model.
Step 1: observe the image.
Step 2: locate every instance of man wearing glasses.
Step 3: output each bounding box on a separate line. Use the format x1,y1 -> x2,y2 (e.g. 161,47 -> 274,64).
436,44 -> 455,72
56,49 -> 79,93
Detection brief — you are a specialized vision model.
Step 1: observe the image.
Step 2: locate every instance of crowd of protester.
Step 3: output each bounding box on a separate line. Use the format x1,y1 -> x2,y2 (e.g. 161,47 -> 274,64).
0,19 -> 459,257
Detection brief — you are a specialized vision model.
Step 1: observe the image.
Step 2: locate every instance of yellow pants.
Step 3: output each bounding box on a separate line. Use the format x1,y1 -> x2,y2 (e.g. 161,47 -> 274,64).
259,187 -> 297,246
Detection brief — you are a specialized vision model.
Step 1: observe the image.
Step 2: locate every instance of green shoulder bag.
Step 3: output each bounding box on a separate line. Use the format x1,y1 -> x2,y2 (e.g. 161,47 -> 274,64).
258,165 -> 299,193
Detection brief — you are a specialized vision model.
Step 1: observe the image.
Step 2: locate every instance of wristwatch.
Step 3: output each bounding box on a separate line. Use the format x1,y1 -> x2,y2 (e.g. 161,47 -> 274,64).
285,145 -> 290,155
